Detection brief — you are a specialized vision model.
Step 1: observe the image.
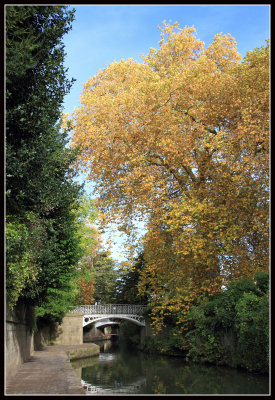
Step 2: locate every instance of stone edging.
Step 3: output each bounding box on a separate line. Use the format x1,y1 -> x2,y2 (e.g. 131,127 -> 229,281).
65,344 -> 100,360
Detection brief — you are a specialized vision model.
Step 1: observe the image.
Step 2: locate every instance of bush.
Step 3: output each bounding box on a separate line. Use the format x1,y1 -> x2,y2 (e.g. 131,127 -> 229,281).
139,327 -> 188,356
235,291 -> 269,372
184,272 -> 269,373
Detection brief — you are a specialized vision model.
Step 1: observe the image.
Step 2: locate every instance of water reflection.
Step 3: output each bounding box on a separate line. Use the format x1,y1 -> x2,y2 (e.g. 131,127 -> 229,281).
70,339 -> 269,395
100,339 -> 113,353
81,376 -> 147,394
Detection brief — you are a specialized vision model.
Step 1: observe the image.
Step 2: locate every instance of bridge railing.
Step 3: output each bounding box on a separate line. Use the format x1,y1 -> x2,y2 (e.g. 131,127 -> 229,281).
71,304 -> 148,315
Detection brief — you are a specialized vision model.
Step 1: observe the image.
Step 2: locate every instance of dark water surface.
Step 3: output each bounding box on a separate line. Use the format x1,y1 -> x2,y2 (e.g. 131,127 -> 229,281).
71,339 -> 269,395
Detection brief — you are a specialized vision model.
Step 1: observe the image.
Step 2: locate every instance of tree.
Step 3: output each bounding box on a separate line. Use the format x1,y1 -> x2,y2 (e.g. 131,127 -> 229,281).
115,254 -> 149,304
69,22 -> 269,330
5,6 -> 85,323
76,196 -> 102,305
6,212 -> 44,308
6,5 -> 76,217
92,252 -> 118,304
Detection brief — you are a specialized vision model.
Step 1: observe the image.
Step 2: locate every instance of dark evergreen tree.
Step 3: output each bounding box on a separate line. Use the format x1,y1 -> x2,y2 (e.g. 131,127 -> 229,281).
115,254 -> 149,305
92,252 -> 118,304
6,6 -> 84,323
6,5 -> 76,216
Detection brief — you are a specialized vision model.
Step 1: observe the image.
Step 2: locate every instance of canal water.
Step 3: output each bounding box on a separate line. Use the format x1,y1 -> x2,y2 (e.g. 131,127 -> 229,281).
71,338 -> 269,395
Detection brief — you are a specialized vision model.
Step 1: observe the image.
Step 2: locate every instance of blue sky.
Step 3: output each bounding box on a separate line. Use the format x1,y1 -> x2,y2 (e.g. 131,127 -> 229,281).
62,4 -> 270,261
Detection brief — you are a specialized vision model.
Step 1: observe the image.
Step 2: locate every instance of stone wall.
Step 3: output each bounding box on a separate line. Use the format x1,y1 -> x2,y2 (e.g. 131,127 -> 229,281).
34,313 -> 84,347
6,305 -> 84,380
33,321 -> 59,349
5,303 -> 35,377
54,313 -> 84,345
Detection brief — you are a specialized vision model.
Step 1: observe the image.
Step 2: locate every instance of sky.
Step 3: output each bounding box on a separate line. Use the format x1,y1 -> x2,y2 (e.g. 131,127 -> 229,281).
61,4 -> 270,262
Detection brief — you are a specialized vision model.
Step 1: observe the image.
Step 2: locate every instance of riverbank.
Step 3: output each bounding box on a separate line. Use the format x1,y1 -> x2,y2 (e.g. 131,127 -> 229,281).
5,343 -> 99,395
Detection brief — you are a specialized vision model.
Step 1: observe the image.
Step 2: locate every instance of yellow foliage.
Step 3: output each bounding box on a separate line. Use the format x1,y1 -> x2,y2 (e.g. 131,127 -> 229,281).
70,22 -> 269,330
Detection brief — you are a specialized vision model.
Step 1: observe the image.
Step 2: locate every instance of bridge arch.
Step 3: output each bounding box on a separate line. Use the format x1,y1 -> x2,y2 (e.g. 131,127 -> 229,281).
83,314 -> 146,327
71,304 -> 148,328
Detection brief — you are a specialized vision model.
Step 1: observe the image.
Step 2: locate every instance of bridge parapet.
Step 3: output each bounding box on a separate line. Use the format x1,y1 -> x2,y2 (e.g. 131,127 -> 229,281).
71,304 -> 148,315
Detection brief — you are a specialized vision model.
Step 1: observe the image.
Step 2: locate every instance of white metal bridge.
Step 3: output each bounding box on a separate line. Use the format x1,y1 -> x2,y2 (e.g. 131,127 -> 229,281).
70,304 -> 148,327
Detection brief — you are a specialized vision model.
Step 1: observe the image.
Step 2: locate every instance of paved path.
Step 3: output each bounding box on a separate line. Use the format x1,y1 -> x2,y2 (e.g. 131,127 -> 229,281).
5,344 -> 98,395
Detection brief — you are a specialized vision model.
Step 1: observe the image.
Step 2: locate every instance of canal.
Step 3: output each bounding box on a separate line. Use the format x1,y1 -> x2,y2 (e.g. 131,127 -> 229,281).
70,338 -> 269,395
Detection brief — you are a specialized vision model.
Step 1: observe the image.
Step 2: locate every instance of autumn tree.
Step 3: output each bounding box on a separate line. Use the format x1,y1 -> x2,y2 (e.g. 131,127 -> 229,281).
69,22 -> 269,330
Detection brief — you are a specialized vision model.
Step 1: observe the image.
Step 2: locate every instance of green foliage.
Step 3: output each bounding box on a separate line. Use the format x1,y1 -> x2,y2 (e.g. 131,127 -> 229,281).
92,252 -> 118,304
73,196 -> 101,305
76,195 -> 98,225
115,254 -> 149,305
35,281 -> 79,324
6,5 -> 76,216
254,270 -> 269,294
184,272 -> 269,373
5,5 -> 86,323
76,196 -> 99,260
6,213 -> 44,308
139,329 -> 187,356
138,272 -> 269,374
21,202 -> 83,319
235,291 -> 269,372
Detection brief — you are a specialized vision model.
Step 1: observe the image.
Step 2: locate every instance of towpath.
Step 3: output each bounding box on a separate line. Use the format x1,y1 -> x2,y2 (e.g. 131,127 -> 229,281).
5,344 -> 99,395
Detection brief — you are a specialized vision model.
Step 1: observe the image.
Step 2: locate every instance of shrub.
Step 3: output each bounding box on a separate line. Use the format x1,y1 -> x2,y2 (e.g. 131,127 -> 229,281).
184,272 -> 269,372
235,291 -> 269,372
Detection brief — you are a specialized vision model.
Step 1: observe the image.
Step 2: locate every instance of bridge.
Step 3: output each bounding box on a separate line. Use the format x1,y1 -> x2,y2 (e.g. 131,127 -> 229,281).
70,304 -> 148,327
55,304 -> 150,345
